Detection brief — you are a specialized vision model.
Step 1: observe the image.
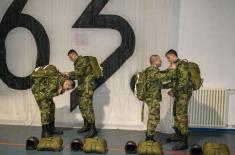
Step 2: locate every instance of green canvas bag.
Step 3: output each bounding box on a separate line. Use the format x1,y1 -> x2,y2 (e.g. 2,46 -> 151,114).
203,142 -> 230,155
85,56 -> 103,79
31,65 -> 60,82
36,136 -> 63,152
182,60 -> 203,90
137,140 -> 163,155
134,71 -> 147,101
83,137 -> 107,154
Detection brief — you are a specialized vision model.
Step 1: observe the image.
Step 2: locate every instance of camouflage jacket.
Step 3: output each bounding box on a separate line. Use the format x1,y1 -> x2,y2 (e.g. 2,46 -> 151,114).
166,59 -> 192,95
32,75 -> 65,101
145,66 -> 175,101
69,56 -> 96,92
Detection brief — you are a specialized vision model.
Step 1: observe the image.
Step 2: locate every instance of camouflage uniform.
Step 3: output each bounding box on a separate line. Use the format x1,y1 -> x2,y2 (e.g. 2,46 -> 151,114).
32,75 -> 65,125
145,66 -> 175,136
69,56 -> 96,124
170,59 -> 193,134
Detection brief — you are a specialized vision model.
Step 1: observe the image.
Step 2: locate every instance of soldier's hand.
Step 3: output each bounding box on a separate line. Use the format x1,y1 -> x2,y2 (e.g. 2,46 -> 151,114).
168,90 -> 174,97
58,86 -> 65,94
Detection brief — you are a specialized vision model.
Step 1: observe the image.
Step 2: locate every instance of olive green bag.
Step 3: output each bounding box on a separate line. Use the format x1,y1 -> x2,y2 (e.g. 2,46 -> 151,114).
36,136 -> 63,152
134,71 -> 147,101
203,142 -> 230,155
83,137 -> 107,154
86,56 -> 103,79
137,140 -> 163,155
183,60 -> 203,90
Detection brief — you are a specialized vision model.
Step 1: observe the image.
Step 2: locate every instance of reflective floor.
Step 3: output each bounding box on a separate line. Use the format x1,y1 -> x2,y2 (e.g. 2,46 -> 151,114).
0,125 -> 235,155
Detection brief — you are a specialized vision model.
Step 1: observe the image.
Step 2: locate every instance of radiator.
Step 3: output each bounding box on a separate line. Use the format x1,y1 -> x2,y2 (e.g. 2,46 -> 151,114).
170,88 -> 228,128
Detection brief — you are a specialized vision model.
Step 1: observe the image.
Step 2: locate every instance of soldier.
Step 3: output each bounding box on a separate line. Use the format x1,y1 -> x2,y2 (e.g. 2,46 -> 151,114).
165,49 -> 193,150
31,66 -> 75,138
65,49 -> 98,138
144,55 -> 175,141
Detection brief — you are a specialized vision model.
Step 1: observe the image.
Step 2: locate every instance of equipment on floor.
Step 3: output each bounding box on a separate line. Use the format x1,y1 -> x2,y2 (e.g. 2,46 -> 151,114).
137,140 -> 163,155
36,136 -> 63,152
190,144 -> 203,155
125,141 -> 137,154
83,137 -> 107,154
26,137 -> 39,150
203,142 -> 230,155
71,138 -> 83,152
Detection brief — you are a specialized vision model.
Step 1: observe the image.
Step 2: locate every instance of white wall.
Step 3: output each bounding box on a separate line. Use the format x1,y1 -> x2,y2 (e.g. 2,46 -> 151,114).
178,0 -> 235,126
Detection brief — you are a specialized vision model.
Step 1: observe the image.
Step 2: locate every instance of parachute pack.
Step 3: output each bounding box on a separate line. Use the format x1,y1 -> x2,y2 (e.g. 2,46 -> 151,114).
82,137 -> 107,154
183,60 -> 203,90
134,71 -> 147,101
31,65 -> 60,82
36,136 -> 63,152
85,56 -> 103,79
137,140 -> 163,155
203,142 -> 230,155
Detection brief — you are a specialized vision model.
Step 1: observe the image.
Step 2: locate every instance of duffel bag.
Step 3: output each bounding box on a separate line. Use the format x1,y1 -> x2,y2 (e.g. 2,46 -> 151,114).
83,137 -> 107,154
203,142 -> 230,155
37,136 -> 63,152
137,140 -> 163,155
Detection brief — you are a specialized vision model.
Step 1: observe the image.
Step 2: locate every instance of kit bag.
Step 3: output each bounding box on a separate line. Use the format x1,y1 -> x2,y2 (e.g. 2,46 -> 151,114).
134,71 -> 147,101
182,60 -> 203,90
36,136 -> 63,152
83,137 -> 107,154
86,56 -> 103,79
137,140 -> 163,155
31,65 -> 60,82
203,142 -> 230,155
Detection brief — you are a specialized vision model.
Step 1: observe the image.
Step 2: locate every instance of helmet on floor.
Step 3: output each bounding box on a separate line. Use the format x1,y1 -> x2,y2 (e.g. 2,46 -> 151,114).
190,144 -> 203,155
71,138 -> 83,152
125,140 -> 137,154
26,137 -> 39,150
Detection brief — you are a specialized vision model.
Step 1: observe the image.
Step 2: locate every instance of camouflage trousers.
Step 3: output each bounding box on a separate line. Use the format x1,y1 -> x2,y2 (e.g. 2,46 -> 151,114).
146,98 -> 160,136
79,88 -> 95,124
173,93 -> 192,134
37,99 -> 55,125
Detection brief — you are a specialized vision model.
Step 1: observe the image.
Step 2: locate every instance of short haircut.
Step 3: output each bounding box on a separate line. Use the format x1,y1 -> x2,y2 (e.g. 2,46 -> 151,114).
149,55 -> 160,65
67,49 -> 78,56
165,49 -> 178,57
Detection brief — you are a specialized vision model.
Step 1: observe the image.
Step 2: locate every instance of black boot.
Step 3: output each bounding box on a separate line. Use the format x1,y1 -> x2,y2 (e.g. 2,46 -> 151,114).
146,135 -> 156,141
166,127 -> 181,143
172,134 -> 188,150
50,121 -> 63,135
41,124 -> 52,138
85,123 -> 97,138
77,119 -> 89,133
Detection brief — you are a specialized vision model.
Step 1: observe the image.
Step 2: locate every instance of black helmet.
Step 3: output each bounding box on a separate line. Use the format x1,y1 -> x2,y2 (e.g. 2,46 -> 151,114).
190,144 -> 203,155
125,141 -> 137,154
71,138 -> 83,152
26,137 -> 39,150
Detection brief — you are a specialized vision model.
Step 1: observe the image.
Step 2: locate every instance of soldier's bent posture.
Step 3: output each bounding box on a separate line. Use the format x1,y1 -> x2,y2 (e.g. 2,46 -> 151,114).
165,49 -> 193,150
66,49 -> 97,138
144,55 -> 174,141
32,67 -> 75,138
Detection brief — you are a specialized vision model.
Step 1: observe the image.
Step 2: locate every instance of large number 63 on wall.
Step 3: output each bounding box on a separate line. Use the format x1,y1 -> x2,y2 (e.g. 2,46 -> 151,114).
0,0 -> 135,111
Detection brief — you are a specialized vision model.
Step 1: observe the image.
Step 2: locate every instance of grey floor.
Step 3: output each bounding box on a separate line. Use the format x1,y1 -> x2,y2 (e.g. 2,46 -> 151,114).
0,125 -> 235,155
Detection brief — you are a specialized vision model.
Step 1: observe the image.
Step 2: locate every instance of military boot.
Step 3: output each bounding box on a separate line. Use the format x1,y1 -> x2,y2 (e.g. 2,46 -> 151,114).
146,135 -> 156,141
85,123 -> 97,138
41,124 -> 52,138
50,121 -> 63,135
172,134 -> 188,150
166,127 -> 181,143
77,119 -> 89,133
